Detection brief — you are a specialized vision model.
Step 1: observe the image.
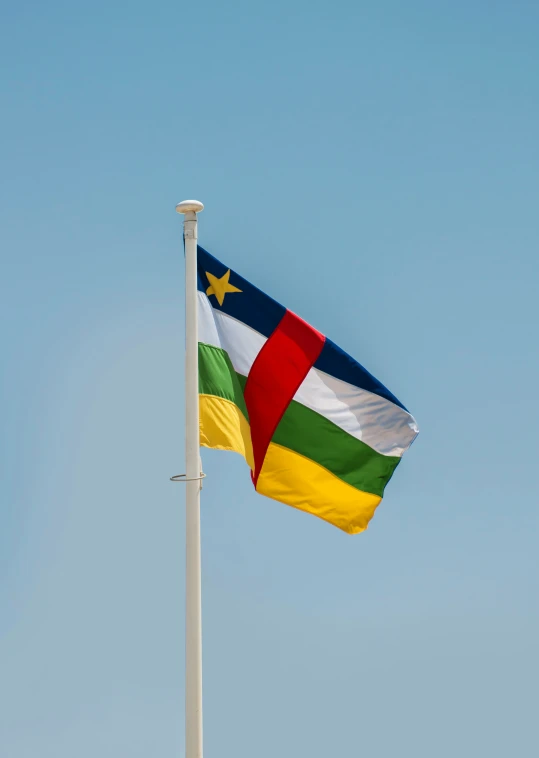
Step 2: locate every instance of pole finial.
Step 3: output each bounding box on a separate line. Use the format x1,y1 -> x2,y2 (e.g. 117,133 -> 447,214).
176,200 -> 204,214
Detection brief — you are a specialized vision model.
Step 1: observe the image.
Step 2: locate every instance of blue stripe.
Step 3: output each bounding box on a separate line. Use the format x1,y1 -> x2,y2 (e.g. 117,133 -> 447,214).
198,245 -> 408,410
315,339 -> 407,410
197,246 -> 284,338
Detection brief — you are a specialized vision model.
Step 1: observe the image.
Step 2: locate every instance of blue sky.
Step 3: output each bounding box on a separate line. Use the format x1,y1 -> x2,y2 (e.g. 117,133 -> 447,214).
1,1 -> 538,756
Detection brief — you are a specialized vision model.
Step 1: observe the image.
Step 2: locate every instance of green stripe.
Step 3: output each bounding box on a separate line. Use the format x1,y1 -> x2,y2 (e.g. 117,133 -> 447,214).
198,343 -> 249,420
198,342 -> 400,497
273,397 -> 400,497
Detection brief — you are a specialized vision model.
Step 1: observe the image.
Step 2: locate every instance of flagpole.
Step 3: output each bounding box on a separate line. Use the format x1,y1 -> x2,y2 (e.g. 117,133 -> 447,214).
176,199 -> 204,758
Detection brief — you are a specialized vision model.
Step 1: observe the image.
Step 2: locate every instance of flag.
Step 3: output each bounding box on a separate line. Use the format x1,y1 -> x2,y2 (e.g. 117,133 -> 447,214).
197,245 -> 418,534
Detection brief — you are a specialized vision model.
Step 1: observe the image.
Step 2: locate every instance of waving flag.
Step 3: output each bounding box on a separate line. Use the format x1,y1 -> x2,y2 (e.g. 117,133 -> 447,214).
197,245 -> 418,534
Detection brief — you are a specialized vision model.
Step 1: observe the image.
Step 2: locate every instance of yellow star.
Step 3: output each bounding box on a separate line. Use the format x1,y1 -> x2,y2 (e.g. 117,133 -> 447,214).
205,269 -> 242,306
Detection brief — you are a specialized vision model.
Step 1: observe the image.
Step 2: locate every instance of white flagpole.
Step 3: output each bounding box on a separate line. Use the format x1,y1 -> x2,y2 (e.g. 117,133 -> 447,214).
176,199 -> 204,758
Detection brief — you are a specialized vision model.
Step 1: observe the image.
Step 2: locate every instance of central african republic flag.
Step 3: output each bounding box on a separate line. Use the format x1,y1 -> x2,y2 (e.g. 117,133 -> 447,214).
197,246 -> 418,535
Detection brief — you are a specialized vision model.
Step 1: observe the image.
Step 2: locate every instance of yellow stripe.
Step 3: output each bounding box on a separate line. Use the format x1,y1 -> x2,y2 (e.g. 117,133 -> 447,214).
199,394 -> 381,534
256,442 -> 382,535
199,394 -> 254,470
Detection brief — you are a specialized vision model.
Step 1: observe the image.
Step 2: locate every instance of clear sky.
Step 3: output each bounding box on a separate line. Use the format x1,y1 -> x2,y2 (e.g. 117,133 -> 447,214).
1,1 -> 538,756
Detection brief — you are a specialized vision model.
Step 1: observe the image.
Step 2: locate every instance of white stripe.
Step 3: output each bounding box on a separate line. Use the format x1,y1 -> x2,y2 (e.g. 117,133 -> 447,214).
198,292 -> 265,376
294,369 -> 418,457
198,291 -> 222,347
198,293 -> 418,457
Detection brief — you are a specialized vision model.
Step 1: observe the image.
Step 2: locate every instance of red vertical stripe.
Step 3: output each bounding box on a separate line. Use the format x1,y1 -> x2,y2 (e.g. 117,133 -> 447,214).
244,309 -> 325,484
